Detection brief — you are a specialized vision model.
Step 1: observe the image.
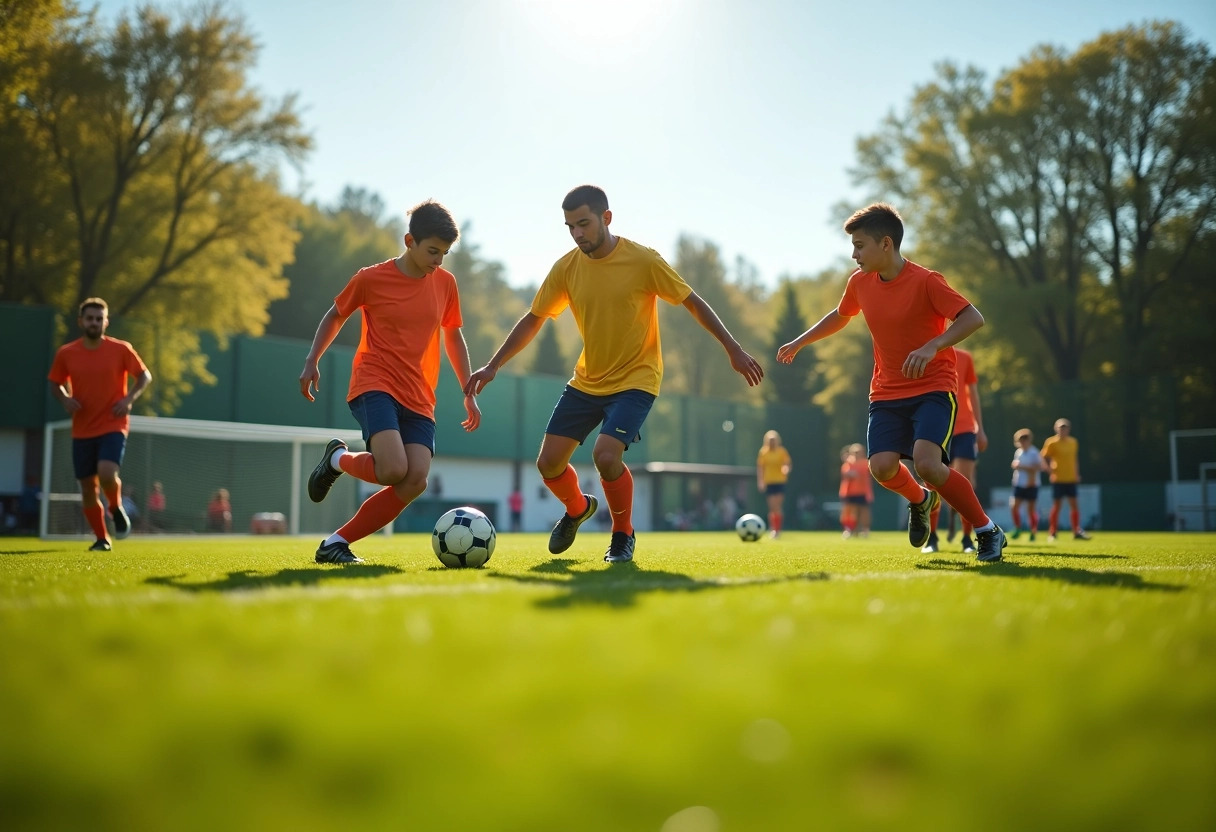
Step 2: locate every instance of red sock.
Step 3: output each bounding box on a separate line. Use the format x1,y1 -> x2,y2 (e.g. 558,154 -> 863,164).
963,520 -> 973,536
934,468 -> 990,529
102,481 -> 121,514
338,451 -> 379,483
544,465 -> 589,518
1070,507 -> 1081,533
1049,505 -> 1060,535
336,486 -> 406,544
1011,504 -> 1023,528
1030,510 -> 1040,531
83,503 -> 108,541
929,502 -> 941,533
600,465 -> 634,534
773,512 -> 783,532
842,516 -> 857,532
875,464 -> 928,504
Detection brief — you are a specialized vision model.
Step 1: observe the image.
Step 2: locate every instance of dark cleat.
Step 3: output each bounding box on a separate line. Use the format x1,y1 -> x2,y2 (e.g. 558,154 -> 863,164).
111,503 -> 131,539
975,525 -> 1008,562
604,531 -> 636,563
315,539 -> 363,564
548,494 -> 598,554
308,438 -> 348,503
1074,530 -> 1092,540
88,538 -> 112,552
908,489 -> 940,549
962,537 -> 977,554
920,531 -> 939,554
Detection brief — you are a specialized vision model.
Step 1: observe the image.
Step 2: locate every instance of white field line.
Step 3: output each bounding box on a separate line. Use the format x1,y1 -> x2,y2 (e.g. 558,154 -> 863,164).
0,563 -> 1209,612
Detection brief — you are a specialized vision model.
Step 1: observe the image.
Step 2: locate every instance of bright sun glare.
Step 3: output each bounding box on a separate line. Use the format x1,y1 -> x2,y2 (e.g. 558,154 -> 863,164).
523,0 -> 683,56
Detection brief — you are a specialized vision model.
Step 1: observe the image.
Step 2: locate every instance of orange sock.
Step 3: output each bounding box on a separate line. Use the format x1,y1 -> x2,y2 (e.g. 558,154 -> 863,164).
1030,510 -> 1039,531
1049,505 -> 1060,535
876,464 -> 927,504
338,451 -> 379,484
337,486 -> 406,544
962,520 -> 973,537
935,468 -> 990,529
102,481 -> 121,514
1070,507 -> 1081,533
773,512 -> 783,532
1011,504 -> 1023,528
601,465 -> 634,534
543,465 -> 589,518
929,501 -> 941,533
83,503 -> 108,541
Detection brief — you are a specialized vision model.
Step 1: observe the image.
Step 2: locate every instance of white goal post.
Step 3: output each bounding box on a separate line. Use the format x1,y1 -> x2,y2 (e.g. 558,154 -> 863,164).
1169,428 -> 1216,532
41,416 -> 366,539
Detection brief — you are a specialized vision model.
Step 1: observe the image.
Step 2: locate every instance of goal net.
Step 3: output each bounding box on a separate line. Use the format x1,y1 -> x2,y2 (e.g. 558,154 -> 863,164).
42,416 -> 367,539
1169,429 -> 1216,532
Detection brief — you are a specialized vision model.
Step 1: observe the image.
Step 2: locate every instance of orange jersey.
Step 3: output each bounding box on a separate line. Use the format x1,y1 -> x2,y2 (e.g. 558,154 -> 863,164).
839,460 -> 873,499
838,260 -> 972,401
952,347 -> 979,435
335,260 -> 462,420
48,336 -> 148,439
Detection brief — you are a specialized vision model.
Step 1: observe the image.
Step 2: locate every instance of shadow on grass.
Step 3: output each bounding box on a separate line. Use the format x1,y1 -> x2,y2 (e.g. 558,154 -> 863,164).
0,549 -> 44,556
916,558 -> 1184,592
145,564 -> 403,593
490,557 -> 829,609
1008,550 -> 1129,560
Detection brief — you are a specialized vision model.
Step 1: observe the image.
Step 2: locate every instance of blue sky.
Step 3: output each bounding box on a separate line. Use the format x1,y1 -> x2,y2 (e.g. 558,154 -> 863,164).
95,0 -> 1216,290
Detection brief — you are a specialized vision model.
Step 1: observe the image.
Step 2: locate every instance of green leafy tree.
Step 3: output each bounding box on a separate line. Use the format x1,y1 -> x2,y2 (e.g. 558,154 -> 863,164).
442,223 -> 527,372
529,322 -> 567,377
767,280 -> 814,404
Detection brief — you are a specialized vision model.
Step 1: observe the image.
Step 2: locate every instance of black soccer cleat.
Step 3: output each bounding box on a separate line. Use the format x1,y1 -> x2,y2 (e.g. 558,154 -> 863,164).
111,503 -> 131,539
88,538 -> 112,552
908,489 -> 940,549
975,525 -> 1008,563
920,531 -> 939,554
548,494 -> 598,554
604,531 -> 636,563
308,438 -> 348,503
315,539 -> 364,564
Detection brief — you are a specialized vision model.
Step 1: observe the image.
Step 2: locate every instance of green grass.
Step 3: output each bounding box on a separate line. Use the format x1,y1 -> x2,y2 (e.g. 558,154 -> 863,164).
1,531 -> 1213,831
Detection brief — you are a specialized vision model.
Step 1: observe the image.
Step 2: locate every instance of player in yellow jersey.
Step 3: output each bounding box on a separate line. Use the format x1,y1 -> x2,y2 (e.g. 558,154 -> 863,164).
1041,417 -> 1091,541
757,430 -> 792,538
464,185 -> 764,563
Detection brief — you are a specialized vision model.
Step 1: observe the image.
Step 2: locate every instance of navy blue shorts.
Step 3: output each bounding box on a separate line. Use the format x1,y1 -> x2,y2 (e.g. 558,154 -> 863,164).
842,495 -> 870,506
951,432 -> 978,461
348,391 -> 436,455
1012,486 -> 1039,501
72,432 -> 127,480
1052,482 -> 1078,500
545,385 -> 656,448
867,391 -> 956,463
765,483 -> 786,496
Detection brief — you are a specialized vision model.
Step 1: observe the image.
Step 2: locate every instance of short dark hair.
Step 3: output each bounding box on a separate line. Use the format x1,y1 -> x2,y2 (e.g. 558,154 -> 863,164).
79,297 -> 108,317
407,200 -> 459,244
561,185 -> 609,215
844,202 -> 904,249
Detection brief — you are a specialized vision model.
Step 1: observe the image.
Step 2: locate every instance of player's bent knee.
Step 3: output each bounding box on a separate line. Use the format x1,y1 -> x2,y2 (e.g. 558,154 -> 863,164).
375,462 -> 409,485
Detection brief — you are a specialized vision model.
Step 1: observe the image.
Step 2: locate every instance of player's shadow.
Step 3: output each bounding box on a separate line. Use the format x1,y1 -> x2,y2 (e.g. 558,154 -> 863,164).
915,558 -> 1184,592
490,557 -> 829,609
1010,550 -> 1129,560
145,564 -> 402,594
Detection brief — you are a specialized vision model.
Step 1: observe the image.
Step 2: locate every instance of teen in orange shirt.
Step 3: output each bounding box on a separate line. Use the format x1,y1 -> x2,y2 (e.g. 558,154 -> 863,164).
464,185 -> 763,564
301,200 -> 481,564
839,443 -> 873,538
757,430 -> 792,538
48,297 -> 152,552
924,346 -> 988,554
778,203 -> 1006,562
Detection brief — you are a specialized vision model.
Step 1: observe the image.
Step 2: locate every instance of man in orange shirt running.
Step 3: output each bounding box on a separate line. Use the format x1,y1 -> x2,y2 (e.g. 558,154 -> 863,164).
923,346 -> 987,554
464,185 -> 763,564
778,203 -> 1006,562
300,200 -> 481,564
48,298 -> 152,551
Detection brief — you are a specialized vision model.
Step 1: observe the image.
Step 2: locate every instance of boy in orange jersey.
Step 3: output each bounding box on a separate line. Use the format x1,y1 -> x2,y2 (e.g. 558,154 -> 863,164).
757,430 -> 792,538
464,185 -> 764,564
839,443 -> 873,538
300,200 -> 481,564
923,346 -> 988,554
1041,417 -> 1091,541
48,298 -> 153,551
778,203 -> 1006,562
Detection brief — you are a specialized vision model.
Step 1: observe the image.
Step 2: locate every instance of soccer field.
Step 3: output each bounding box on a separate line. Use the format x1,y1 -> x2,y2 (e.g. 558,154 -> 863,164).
1,531 -> 1213,831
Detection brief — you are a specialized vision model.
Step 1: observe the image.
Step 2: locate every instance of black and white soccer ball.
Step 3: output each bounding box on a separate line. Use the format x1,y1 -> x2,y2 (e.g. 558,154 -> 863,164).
735,513 -> 766,542
432,506 -> 496,568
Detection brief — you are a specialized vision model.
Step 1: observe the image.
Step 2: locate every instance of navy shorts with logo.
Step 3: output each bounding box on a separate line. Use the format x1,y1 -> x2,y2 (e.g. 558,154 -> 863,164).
951,431 -> 978,461
545,385 -> 656,448
72,432 -> 127,480
349,391 -> 437,455
867,391 -> 957,464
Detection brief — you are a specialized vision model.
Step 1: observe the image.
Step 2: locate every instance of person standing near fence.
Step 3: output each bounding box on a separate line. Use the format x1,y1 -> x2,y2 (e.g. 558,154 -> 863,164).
1009,428 -> 1044,540
48,297 -> 152,552
757,430 -> 792,538
1041,417 -> 1091,541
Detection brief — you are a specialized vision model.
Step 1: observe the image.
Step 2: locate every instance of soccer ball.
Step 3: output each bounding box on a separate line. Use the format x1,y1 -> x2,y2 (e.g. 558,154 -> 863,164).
432,506 -> 496,568
735,513 -> 766,542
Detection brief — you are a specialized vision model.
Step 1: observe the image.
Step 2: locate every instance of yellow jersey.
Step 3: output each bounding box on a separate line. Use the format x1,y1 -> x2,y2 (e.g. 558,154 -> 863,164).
1041,435 -> 1080,483
757,446 -> 791,485
531,237 -> 693,396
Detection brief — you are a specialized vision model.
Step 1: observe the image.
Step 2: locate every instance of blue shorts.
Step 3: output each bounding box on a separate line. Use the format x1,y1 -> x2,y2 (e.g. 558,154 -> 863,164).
842,494 -> 870,506
72,432 -> 127,480
867,391 -> 956,464
951,432 -> 978,461
1052,483 -> 1078,500
765,483 -> 786,496
545,385 -> 656,448
348,391 -> 436,455
1012,486 -> 1039,501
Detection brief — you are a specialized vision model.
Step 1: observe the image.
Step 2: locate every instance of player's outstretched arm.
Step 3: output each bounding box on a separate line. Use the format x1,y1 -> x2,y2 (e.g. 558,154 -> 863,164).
777,310 -> 850,364
299,305 -> 347,402
463,312 -> 547,396
442,326 -> 481,432
681,292 -> 764,386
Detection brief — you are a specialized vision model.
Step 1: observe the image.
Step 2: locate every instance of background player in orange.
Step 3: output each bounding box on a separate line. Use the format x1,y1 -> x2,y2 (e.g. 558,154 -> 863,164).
777,203 -> 1007,562
923,345 -> 988,554
464,185 -> 764,564
300,200 -> 481,564
1041,417 -> 1091,541
756,430 -> 792,538
839,442 -> 873,538
48,297 -> 152,551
